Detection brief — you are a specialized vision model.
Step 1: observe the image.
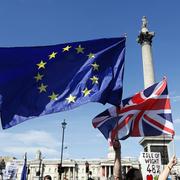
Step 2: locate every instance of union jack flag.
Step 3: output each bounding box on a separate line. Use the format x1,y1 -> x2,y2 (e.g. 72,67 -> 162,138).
92,78 -> 175,141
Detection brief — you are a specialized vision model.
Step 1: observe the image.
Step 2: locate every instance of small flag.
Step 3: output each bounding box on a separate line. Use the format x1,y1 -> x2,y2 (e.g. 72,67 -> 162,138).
0,37 -> 126,129
21,153 -> 27,180
92,78 -> 175,141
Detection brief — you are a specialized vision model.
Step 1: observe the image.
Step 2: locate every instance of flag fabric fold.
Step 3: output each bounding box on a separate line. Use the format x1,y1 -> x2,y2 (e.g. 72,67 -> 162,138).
92,78 -> 175,141
0,37 -> 126,129
21,153 -> 27,180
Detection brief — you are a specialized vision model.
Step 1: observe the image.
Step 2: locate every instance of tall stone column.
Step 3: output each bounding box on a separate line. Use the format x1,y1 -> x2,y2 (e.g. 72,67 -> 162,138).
137,16 -> 155,88
68,167 -> 71,179
137,17 -> 171,165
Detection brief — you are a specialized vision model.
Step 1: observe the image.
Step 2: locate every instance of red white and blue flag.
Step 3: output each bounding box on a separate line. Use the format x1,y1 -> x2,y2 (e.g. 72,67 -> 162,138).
92,78 -> 175,141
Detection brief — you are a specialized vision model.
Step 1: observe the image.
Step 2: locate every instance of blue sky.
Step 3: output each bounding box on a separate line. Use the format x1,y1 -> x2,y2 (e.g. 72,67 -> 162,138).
0,0 -> 180,160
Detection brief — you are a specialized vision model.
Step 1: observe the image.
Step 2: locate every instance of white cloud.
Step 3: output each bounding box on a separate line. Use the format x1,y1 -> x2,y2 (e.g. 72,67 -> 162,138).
0,130 -> 60,159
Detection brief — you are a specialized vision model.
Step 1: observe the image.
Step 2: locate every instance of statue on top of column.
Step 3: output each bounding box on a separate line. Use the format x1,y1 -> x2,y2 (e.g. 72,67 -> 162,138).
142,16 -> 147,29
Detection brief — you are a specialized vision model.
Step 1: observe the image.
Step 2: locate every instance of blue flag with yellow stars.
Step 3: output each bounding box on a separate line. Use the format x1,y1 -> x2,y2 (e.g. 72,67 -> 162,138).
0,37 -> 126,129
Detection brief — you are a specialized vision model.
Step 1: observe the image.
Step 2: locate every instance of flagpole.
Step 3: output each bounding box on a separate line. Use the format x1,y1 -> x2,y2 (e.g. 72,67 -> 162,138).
163,134 -> 166,169
172,136 -> 176,156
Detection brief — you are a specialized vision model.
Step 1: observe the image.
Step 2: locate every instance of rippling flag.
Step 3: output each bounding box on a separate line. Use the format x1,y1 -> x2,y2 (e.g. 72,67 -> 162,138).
21,153 -> 27,180
92,78 -> 175,141
0,37 -> 126,129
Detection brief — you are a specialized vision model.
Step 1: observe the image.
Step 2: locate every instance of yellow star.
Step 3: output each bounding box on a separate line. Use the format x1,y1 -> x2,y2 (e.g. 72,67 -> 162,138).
82,88 -> 92,97
75,45 -> 84,54
63,45 -> 72,52
49,52 -> 57,60
90,76 -> 99,84
48,92 -> 59,101
36,60 -> 46,69
66,94 -> 76,103
91,62 -> 99,71
38,83 -> 48,93
34,73 -> 44,82
87,53 -> 95,59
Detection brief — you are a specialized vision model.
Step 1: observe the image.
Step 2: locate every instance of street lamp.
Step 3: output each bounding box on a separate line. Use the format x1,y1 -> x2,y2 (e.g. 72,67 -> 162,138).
75,162 -> 78,180
59,119 -> 67,180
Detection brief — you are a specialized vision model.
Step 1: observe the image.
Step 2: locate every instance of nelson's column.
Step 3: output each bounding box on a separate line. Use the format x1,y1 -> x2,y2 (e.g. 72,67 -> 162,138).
137,16 -> 172,165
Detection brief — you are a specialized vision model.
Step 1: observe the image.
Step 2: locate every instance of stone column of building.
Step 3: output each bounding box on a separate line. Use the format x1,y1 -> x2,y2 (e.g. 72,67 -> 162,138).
106,165 -> 108,178
105,166 -> 107,179
68,167 -> 71,179
108,166 -> 111,177
72,166 -> 75,180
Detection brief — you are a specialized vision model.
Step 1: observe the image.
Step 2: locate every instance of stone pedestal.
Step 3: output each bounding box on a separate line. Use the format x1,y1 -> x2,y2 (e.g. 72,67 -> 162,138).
139,136 -> 172,165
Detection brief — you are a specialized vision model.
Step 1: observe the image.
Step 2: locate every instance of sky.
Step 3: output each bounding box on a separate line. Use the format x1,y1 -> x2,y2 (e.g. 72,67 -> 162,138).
0,0 -> 180,161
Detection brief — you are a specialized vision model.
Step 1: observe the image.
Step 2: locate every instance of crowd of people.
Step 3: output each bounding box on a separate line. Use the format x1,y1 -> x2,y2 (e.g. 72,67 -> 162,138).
112,138 -> 177,180
43,139 -> 177,180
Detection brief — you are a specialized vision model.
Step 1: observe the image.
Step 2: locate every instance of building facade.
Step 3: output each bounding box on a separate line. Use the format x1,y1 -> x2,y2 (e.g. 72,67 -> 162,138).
1,150 -> 180,180
14,150 -> 139,180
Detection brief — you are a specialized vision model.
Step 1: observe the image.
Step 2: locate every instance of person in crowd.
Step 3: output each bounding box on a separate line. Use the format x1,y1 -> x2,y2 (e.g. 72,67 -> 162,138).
113,138 -> 143,180
112,138 -> 177,180
44,175 -> 52,180
88,171 -> 94,180
112,138 -> 122,180
126,168 -> 143,180
158,155 -> 177,180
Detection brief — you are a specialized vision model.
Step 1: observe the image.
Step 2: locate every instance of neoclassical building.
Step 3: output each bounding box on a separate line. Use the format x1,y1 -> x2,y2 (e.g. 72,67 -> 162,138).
1,147 -> 180,180
13,148 -> 139,180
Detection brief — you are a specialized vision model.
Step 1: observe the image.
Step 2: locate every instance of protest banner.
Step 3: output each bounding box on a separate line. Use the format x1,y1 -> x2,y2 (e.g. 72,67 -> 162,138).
139,152 -> 163,180
3,161 -> 18,180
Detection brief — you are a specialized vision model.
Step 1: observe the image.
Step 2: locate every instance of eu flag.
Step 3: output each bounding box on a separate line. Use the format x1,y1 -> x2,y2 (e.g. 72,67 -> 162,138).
0,37 -> 126,129
21,153 -> 27,180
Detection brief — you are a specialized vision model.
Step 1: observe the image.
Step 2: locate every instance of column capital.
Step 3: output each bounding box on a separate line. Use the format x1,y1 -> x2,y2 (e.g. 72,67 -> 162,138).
137,16 -> 155,45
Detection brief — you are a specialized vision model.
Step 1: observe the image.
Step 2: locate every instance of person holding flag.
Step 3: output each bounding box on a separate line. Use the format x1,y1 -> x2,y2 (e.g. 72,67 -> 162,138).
93,78 -> 176,180
158,155 -> 177,180
112,138 -> 122,180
